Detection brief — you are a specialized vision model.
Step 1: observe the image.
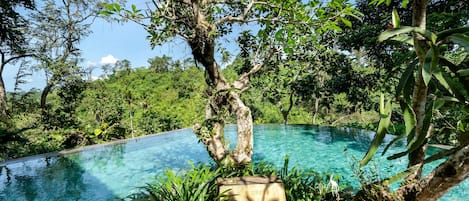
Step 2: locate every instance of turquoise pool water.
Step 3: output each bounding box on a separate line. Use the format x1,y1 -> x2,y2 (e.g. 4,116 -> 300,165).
0,124 -> 467,200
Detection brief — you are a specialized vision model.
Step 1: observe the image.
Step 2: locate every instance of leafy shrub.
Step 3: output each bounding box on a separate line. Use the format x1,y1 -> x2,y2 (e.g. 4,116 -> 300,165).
126,157 -> 353,201
126,163 -> 225,201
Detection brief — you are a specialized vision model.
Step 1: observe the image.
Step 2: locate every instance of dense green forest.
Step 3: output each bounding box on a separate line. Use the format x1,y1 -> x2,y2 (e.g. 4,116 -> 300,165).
1,53 -> 383,161
1,0 -> 468,200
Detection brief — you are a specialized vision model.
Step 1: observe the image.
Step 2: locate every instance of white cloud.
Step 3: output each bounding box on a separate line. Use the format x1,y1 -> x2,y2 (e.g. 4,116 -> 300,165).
90,76 -> 100,81
86,61 -> 97,68
100,54 -> 118,65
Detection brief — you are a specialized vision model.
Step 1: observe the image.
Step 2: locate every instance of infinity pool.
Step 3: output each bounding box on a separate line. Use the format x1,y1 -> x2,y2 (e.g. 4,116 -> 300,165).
0,125 -> 467,200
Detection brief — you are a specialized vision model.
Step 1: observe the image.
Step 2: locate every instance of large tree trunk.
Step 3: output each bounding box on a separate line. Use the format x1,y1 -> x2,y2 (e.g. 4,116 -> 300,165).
414,144 -> 469,201
407,0 -> 429,180
190,38 -> 256,166
188,0 -> 276,167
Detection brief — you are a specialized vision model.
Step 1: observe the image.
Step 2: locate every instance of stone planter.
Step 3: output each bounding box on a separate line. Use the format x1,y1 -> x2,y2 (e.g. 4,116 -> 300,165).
217,176 -> 286,201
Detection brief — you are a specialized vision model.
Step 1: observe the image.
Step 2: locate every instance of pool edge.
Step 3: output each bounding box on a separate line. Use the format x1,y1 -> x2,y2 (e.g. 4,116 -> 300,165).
0,127 -> 193,166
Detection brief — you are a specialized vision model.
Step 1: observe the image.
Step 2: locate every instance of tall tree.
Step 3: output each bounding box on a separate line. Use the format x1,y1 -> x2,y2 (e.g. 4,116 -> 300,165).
359,0 -> 469,200
30,0 -> 97,110
0,0 -> 35,120
102,0 -> 358,166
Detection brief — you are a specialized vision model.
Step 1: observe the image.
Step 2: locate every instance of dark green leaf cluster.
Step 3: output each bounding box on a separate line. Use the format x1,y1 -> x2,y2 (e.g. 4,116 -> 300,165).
126,157 -> 353,201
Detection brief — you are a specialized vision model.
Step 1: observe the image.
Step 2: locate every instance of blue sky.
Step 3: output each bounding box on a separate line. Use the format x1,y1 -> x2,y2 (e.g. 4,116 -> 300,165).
3,1 -> 249,92
4,16 -> 194,92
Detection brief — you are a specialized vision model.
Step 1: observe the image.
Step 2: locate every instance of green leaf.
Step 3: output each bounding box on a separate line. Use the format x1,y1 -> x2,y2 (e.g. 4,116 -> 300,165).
114,3 -> 121,12
392,8 -> 400,28
387,150 -> 407,160
422,49 -> 435,86
437,26 -> 469,41
275,29 -> 284,42
433,69 -> 466,102
94,129 -> 102,136
396,60 -> 416,97
101,3 -> 115,11
433,69 -> 453,94
378,26 -> 414,42
382,165 -> 419,185
457,69 -> 469,77
98,10 -> 114,16
449,34 -> 469,53
385,0 -> 391,6
340,17 -> 352,28
360,94 -> 392,167
413,28 -> 438,44
390,35 -> 413,45
383,101 -> 415,156
407,99 -> 434,152
402,101 -> 416,137
382,133 -> 405,156
369,0 -> 385,6
402,0 -> 409,8
131,4 -> 137,13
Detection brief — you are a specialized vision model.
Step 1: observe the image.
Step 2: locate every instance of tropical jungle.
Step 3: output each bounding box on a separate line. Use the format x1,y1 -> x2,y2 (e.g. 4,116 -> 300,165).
0,0 -> 468,200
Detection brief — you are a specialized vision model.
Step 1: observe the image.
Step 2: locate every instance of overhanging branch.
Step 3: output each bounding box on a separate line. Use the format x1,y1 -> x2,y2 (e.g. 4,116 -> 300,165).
232,49 -> 276,90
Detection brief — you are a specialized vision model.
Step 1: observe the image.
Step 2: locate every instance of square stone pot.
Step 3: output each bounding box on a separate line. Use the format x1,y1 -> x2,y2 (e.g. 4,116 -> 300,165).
217,176 -> 286,201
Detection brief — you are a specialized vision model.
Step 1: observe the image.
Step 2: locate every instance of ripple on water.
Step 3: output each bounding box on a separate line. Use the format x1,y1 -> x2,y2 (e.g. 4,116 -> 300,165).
0,125 -> 467,201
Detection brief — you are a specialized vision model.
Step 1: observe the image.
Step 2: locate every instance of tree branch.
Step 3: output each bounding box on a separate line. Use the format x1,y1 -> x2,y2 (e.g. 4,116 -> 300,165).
2,54 -> 35,69
232,49 -> 276,90
415,144 -> 468,201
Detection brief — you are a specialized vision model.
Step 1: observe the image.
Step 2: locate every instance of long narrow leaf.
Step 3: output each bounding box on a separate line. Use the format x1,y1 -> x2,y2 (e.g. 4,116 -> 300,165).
434,69 -> 467,102
422,49 -> 434,86
407,99 -> 434,152
437,26 -> 469,40
396,60 -> 416,97
413,28 -> 438,44
382,133 -> 406,156
449,33 -> 469,53
458,69 -> 469,77
433,69 -> 454,94
391,35 -> 413,46
378,26 -> 414,42
392,8 -> 400,28
382,101 -> 415,156
423,145 -> 462,164
382,165 -> 419,185
360,95 -> 392,167
402,101 -> 416,137
387,150 -> 407,160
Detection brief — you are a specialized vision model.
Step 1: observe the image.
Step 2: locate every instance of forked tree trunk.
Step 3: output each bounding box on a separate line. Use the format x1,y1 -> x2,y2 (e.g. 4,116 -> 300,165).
189,36 -> 257,166
186,0 -> 275,167
193,82 -> 255,166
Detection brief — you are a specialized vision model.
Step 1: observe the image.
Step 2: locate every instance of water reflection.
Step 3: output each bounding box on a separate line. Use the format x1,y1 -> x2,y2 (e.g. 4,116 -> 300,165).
0,125 -> 466,201
0,156 -> 117,201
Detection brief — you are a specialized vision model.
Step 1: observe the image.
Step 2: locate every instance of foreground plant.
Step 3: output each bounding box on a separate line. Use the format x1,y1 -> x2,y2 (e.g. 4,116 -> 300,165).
359,0 -> 468,200
126,157 -> 352,201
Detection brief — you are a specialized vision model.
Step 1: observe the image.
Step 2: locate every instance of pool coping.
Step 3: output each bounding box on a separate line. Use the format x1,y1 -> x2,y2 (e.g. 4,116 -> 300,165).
1,124 -> 454,166
0,127 -> 193,166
